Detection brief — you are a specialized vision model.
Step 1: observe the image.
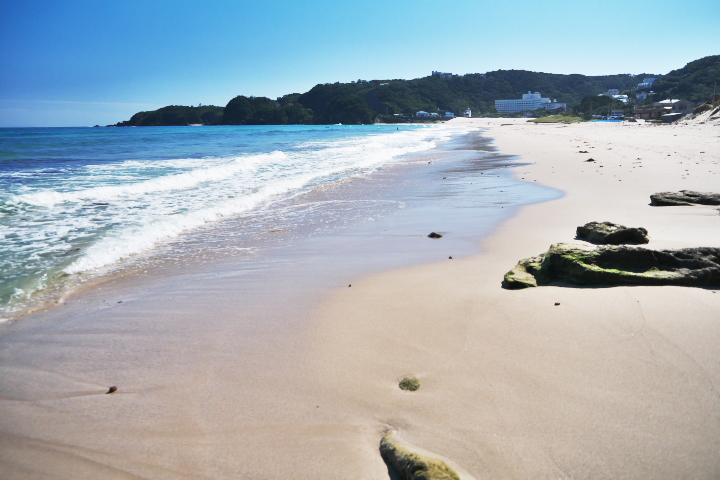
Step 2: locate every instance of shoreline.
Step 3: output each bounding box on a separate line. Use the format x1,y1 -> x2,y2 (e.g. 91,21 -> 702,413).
1,119 -> 719,478
0,126 -> 556,479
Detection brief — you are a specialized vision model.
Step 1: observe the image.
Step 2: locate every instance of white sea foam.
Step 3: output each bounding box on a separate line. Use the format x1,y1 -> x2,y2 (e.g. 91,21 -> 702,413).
2,125 -> 472,300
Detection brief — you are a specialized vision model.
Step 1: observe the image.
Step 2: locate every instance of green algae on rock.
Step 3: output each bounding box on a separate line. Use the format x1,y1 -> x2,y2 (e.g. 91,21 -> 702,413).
399,376 -> 421,391
576,221 -> 649,245
504,243 -> 720,289
380,431 -> 460,480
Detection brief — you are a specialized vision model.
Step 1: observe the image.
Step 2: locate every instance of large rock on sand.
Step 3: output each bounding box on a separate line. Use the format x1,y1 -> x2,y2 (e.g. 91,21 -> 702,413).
380,431 -> 460,480
576,221 -> 649,244
650,190 -> 720,206
504,243 -> 720,289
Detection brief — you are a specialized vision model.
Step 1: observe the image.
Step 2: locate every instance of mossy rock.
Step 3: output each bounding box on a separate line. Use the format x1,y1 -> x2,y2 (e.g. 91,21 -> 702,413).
504,243 -> 720,288
503,255 -> 543,288
399,376 -> 421,391
380,432 -> 460,480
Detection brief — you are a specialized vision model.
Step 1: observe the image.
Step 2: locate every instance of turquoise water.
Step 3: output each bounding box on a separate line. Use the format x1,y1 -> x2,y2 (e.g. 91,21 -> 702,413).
1,124 -> 468,319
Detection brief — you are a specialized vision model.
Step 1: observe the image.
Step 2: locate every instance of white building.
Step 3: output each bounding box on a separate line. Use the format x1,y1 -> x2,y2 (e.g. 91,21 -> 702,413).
495,91 -> 565,113
637,78 -> 656,90
464,108 -> 471,117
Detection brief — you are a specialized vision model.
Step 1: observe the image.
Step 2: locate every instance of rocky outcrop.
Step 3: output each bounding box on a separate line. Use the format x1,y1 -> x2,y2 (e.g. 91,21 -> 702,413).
380,432 -> 460,480
650,190 -> 720,206
576,221 -> 649,244
504,243 -> 720,289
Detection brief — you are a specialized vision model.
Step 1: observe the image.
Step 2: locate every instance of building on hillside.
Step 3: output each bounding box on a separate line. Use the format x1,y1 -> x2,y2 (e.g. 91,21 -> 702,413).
432,71 -> 454,79
464,108 -> 471,117
602,89 -> 621,96
416,111 -> 430,117
495,91 -> 566,113
636,78 -> 657,90
636,92 -> 651,101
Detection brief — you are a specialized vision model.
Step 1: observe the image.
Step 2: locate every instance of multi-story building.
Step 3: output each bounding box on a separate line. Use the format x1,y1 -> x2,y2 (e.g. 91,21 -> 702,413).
636,78 -> 657,90
495,92 -> 566,113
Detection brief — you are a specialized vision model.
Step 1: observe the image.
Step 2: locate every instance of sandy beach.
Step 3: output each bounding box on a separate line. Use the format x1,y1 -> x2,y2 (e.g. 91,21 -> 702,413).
1,118 -> 719,479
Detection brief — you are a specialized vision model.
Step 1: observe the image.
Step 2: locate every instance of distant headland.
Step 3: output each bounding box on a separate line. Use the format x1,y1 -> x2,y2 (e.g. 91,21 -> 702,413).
109,55 -> 719,126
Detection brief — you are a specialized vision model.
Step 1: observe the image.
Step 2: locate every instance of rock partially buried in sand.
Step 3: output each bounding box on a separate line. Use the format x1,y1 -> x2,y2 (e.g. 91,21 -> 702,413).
380,431 -> 460,480
399,376 -> 420,391
428,232 -> 443,239
576,221 -> 649,245
106,386 -> 118,394
503,243 -> 720,289
650,190 -> 720,206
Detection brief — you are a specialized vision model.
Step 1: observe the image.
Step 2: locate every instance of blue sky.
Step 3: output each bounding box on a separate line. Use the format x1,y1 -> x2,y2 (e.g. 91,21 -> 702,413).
1,0 -> 718,127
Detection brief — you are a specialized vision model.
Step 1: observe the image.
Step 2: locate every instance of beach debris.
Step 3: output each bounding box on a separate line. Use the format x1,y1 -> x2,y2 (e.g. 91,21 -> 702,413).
576,221 -> 649,245
585,158 -> 595,162
348,284 -> 351,287
554,302 -> 560,306
399,376 -> 420,392
106,386 -> 118,394
428,232 -> 443,239
579,150 -> 589,153
449,256 -> 452,259
380,431 -> 460,480
650,190 -> 720,206
503,243 -> 720,289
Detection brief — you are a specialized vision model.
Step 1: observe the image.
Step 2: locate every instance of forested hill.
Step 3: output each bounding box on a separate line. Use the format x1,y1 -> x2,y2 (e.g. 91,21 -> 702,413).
113,105 -> 224,126
293,71 -> 646,123
650,55 -> 720,102
111,55 -> 719,126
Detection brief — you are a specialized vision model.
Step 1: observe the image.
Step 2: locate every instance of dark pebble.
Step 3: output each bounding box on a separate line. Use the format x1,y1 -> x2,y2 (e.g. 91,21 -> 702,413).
106,386 -> 118,394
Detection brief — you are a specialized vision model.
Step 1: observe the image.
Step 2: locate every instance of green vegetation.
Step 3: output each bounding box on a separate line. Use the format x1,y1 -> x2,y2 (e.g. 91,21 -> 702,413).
223,95 -> 313,125
529,114 -> 584,123
650,55 -> 720,103
399,376 -> 421,391
112,105 -> 224,126
380,431 -> 460,480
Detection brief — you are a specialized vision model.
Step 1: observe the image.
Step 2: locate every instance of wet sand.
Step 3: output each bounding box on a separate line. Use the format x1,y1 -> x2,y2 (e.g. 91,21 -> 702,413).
1,119 -> 719,479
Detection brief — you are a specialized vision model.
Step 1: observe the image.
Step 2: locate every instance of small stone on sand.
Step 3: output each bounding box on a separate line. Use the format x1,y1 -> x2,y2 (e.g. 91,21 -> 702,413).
106,386 -> 118,394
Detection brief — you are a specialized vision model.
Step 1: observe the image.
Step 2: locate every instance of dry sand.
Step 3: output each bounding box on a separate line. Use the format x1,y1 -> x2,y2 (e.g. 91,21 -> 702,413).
1,117 -> 719,479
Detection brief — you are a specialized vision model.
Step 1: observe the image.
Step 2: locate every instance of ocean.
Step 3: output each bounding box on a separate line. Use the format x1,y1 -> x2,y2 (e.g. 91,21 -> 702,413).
0,124 -> 485,320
